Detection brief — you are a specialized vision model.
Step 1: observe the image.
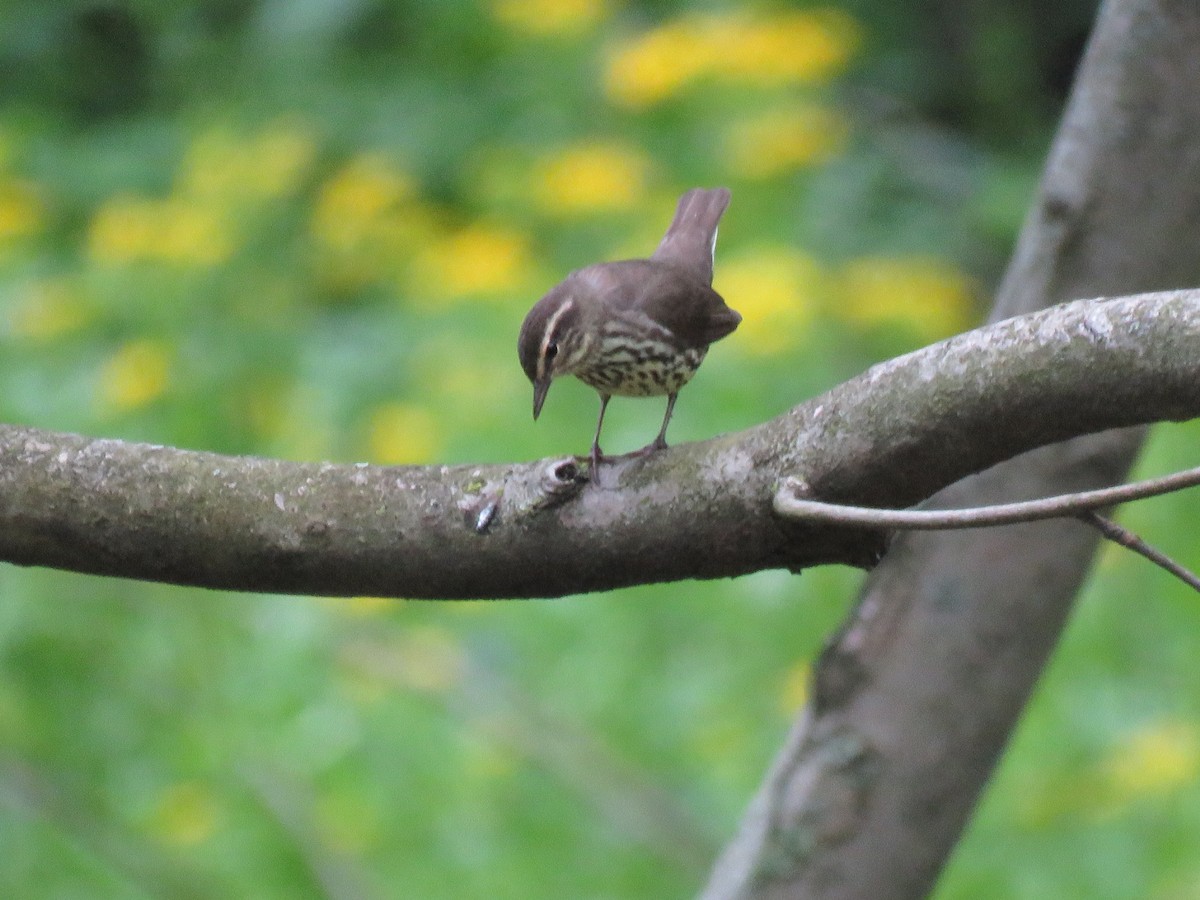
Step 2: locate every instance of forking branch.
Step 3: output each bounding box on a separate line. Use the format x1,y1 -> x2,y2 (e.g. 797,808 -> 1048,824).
775,465 -> 1200,592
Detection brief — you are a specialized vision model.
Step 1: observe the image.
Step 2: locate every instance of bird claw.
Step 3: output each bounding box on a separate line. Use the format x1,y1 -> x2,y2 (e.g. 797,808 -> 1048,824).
627,438 -> 669,458
591,441 -> 667,467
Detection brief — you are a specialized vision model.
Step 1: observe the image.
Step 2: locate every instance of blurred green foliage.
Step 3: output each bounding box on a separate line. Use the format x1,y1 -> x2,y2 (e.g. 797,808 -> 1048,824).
3,1 -> 1200,898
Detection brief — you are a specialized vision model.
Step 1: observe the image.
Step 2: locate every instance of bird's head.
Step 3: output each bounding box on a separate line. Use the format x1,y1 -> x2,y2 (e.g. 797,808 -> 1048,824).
517,280 -> 594,419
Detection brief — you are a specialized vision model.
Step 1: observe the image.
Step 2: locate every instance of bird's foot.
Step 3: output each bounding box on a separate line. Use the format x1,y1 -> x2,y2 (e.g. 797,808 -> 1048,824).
586,439 -> 669,487
627,436 -> 669,458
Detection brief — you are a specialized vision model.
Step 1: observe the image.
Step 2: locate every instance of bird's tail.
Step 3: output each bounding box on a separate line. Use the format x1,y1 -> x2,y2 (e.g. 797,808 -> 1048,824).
651,187 -> 731,286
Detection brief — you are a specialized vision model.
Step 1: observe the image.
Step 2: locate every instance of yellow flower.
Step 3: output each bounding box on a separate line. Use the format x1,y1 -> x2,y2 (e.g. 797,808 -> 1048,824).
838,256 -> 976,339
0,178 -> 45,244
716,10 -> 860,87
724,104 -> 849,178
7,277 -> 91,340
155,199 -> 232,267
310,154 -> 433,292
179,127 -> 242,201
337,595 -> 397,616
489,0 -> 608,37
149,781 -> 219,847
366,402 -> 442,464
410,222 -> 534,302
98,338 -> 171,411
245,120 -> 317,199
87,194 -> 156,263
87,195 -> 232,268
85,122 -> 312,271
1102,721 -> 1200,811
716,247 -> 823,354
311,153 -> 416,251
604,17 -> 715,107
180,119 -> 315,203
532,141 -> 650,215
604,9 -> 859,108
778,661 -> 811,714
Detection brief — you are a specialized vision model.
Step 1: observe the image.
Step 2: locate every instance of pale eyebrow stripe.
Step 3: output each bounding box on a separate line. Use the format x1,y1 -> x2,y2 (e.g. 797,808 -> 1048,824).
537,298 -> 574,380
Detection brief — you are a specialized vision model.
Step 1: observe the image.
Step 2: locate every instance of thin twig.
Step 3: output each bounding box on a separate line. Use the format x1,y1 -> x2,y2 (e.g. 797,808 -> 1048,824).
774,467 -> 1200,593
1079,511 -> 1200,592
773,464 -> 1200,528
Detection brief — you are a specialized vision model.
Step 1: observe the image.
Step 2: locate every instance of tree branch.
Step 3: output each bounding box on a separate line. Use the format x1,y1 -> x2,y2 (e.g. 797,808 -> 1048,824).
1,290 -> 1199,599
1079,511 -> 1200,592
775,465 -> 1200,594
772,464 -> 1200,528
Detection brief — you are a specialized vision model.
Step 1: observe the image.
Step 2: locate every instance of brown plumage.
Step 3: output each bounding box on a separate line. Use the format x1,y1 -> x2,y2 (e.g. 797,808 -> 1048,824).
518,187 -> 741,472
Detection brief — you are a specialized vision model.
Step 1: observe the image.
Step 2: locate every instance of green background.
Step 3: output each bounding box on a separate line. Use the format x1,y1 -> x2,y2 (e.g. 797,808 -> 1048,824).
3,1 -> 1199,897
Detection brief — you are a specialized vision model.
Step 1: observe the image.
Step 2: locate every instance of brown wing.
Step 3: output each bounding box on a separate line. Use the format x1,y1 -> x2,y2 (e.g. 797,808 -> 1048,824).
573,259 -> 741,349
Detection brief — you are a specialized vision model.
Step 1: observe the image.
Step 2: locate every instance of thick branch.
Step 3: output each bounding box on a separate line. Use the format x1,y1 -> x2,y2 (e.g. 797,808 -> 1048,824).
1,290 -> 1199,599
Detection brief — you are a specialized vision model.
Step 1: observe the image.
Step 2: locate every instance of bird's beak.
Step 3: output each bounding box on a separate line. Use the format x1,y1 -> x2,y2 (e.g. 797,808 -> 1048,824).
532,376 -> 552,420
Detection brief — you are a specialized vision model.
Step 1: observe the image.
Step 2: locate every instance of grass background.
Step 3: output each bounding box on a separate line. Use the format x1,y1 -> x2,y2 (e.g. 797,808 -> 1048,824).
3,1 -> 1200,897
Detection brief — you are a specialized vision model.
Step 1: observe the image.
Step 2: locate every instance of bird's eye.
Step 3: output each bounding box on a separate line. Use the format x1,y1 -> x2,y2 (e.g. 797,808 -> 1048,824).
546,342 -> 559,360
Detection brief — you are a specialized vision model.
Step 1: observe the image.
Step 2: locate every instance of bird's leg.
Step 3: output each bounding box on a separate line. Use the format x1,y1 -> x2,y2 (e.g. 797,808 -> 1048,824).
630,392 -> 678,457
590,393 -> 611,472
650,392 -> 678,451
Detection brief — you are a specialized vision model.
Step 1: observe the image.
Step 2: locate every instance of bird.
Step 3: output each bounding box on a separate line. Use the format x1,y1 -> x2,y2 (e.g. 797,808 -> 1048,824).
518,187 -> 741,473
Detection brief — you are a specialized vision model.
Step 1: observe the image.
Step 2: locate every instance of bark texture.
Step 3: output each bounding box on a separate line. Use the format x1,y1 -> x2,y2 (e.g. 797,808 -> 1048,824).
702,0 -> 1200,896
1,291 -> 1199,599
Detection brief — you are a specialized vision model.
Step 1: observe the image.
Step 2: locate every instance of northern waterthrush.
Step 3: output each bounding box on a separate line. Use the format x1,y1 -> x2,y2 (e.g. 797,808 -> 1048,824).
518,187 -> 741,472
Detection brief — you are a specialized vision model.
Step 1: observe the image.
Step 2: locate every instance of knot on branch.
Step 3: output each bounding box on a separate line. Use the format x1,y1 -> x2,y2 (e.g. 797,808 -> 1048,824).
458,457 -> 586,534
